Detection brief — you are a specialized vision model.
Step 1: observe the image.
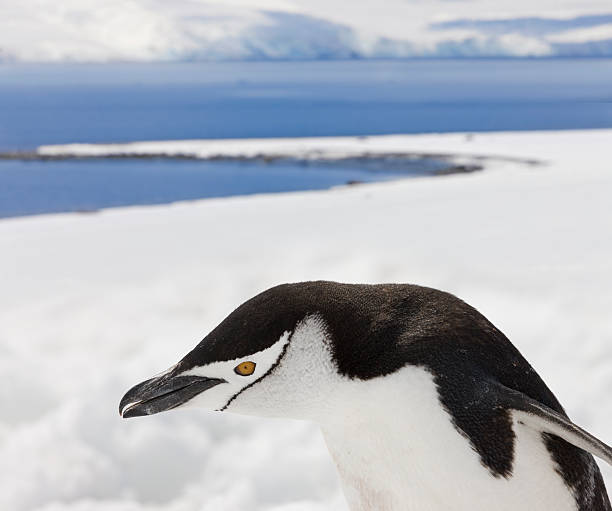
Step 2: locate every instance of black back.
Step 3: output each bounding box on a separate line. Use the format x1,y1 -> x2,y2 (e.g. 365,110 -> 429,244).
178,281 -> 610,510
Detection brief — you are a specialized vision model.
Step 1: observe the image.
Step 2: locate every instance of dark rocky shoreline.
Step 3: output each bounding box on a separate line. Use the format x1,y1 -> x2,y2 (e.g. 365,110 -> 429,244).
0,150 -> 486,176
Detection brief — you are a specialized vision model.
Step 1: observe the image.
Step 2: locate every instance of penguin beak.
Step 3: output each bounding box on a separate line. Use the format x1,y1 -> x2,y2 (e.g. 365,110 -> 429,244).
119,372 -> 225,418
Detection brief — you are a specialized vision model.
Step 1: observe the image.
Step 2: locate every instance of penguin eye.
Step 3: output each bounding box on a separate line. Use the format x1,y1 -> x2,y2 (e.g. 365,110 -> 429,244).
234,361 -> 256,376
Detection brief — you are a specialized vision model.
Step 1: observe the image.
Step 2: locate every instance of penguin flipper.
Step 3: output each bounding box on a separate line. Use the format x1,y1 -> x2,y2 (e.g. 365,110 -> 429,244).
496,383 -> 612,466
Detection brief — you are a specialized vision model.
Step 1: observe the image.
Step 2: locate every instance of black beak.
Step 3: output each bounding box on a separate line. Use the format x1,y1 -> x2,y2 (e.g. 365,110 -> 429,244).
119,372 -> 225,418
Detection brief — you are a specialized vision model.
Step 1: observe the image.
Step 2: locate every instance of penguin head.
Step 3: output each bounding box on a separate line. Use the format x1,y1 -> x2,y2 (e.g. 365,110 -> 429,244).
120,283 -> 341,421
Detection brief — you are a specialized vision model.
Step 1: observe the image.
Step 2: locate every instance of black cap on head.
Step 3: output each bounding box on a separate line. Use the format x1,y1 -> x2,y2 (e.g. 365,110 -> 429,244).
176,283 -> 313,372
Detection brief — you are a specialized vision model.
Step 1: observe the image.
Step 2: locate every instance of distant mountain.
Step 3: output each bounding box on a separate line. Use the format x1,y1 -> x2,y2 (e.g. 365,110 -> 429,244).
1,0 -> 611,62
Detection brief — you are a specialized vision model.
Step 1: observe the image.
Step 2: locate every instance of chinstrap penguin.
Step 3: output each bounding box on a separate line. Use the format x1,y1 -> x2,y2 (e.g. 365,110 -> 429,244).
120,281 -> 612,511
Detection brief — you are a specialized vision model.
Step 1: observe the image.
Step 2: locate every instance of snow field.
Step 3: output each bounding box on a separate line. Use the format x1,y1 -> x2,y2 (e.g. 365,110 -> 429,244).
0,130 -> 610,510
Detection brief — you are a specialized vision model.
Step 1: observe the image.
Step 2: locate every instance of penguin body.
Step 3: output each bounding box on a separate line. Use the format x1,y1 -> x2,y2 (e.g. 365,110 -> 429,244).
120,281 -> 612,510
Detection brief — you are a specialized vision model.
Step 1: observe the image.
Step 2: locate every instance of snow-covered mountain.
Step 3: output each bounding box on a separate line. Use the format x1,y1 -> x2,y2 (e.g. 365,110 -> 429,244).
1,0 -> 612,61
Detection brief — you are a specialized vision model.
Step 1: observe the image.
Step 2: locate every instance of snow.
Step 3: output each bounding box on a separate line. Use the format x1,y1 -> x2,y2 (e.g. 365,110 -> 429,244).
548,23 -> 612,43
1,129 -> 611,510
1,1 -> 612,61
33,131 -> 557,162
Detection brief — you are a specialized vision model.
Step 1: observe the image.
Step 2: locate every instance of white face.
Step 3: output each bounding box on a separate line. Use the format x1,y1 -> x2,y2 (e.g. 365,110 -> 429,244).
175,314 -> 341,420
177,331 -> 292,412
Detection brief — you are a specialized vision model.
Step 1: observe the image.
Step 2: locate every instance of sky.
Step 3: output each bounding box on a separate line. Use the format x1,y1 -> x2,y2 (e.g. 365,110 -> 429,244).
1,0 -> 612,61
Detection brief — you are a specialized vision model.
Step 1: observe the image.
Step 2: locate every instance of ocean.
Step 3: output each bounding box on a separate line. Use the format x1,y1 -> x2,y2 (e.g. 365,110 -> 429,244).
1,59 -> 611,217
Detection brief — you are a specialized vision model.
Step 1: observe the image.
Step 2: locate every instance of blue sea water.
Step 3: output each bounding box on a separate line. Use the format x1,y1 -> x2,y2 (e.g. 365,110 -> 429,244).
0,158 -> 448,218
1,59 -> 611,217
2,59 -> 612,150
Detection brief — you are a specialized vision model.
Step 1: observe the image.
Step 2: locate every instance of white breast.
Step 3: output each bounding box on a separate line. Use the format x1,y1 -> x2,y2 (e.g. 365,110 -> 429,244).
320,366 -> 577,511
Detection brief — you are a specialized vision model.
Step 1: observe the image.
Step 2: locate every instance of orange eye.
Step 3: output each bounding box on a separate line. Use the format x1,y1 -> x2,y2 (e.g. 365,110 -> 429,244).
234,361 -> 256,376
